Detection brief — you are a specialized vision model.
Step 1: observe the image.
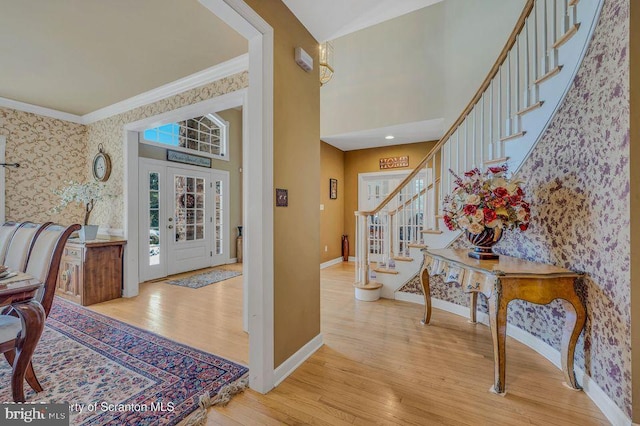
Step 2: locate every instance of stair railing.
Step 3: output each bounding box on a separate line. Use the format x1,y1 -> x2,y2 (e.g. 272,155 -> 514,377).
355,0 -> 583,286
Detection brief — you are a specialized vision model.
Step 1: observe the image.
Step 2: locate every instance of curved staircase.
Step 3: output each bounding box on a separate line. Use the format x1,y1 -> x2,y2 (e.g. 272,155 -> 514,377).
354,0 -> 604,301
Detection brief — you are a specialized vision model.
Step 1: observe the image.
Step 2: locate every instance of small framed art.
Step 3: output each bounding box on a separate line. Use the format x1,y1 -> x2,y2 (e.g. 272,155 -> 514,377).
329,178 -> 338,200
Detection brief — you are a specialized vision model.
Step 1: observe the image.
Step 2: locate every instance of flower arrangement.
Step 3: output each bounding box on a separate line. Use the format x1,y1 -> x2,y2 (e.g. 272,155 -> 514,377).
53,181 -> 107,225
442,165 -> 530,235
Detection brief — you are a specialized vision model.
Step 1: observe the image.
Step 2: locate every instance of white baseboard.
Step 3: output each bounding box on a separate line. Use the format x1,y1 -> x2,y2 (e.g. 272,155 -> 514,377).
394,292 -> 425,305
348,256 -> 356,262
228,258 -> 238,264
273,333 -> 323,387
320,257 -> 344,269
394,291 -> 631,425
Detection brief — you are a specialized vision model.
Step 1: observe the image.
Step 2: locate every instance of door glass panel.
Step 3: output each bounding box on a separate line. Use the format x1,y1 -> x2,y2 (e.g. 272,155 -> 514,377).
148,172 -> 160,266
175,173 -> 206,243
215,180 -> 223,255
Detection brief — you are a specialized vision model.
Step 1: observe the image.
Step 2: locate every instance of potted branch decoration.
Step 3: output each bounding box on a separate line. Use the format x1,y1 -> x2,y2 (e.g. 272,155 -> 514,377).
53,180 -> 107,241
442,165 -> 530,259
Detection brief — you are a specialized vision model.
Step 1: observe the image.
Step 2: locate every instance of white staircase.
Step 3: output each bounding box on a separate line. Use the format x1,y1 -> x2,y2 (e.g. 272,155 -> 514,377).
354,0 -> 604,301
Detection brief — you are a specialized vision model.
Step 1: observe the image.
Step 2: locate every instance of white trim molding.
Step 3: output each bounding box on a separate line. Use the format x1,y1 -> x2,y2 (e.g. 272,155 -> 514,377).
320,257 -> 344,269
273,333 -> 323,387
0,97 -> 84,124
0,54 -> 249,126
394,292 -> 631,425
84,54 -> 248,124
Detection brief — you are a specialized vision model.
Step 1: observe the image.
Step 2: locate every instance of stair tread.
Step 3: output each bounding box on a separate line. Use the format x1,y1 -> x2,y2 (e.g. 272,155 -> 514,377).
517,101 -> 544,116
353,281 -> 383,290
392,256 -> 414,262
484,157 -> 510,165
373,268 -> 400,275
552,23 -> 580,49
408,243 -> 426,249
500,131 -> 527,142
534,66 -> 563,85
422,229 -> 444,235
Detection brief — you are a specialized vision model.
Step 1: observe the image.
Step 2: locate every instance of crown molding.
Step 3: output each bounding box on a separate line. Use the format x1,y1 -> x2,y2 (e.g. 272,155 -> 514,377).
0,53 -> 249,126
0,96 -> 84,124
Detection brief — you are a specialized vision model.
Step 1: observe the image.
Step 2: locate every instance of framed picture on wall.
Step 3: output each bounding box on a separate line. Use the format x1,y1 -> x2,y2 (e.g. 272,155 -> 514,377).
329,178 -> 338,200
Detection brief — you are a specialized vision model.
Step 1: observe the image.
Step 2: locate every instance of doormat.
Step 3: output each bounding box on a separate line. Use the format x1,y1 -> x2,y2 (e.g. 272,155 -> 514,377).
0,297 -> 248,425
166,269 -> 242,289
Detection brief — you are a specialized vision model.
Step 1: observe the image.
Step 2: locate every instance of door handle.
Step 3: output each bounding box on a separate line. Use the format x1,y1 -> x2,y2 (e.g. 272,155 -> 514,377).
168,225 -> 174,229
168,217 -> 173,222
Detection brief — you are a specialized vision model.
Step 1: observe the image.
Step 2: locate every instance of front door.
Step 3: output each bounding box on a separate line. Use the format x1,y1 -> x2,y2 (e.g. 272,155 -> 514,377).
139,159 -> 229,282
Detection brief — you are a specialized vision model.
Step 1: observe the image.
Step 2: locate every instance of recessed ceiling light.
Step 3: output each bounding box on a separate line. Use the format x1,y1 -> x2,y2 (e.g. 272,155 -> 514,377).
385,135 -> 395,140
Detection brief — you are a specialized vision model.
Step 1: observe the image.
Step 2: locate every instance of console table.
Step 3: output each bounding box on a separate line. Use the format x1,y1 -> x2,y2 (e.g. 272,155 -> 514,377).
419,249 -> 585,395
55,238 -> 126,306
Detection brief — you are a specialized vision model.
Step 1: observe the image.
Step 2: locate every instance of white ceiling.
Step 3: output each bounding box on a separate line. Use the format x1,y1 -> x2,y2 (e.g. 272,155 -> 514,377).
0,0 -> 247,116
321,118 -> 444,151
282,0 -> 443,42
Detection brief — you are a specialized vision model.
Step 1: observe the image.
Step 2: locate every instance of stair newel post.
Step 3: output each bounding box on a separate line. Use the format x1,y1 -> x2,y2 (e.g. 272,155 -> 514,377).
364,214 -> 373,285
354,212 -> 363,284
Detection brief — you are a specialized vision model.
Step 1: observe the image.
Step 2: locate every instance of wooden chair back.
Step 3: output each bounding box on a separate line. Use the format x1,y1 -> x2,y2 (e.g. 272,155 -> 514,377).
25,223 -> 80,316
3,222 -> 50,272
0,222 -> 20,265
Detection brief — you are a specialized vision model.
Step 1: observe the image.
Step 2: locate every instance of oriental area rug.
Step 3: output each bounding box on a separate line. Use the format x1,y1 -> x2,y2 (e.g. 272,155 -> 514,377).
166,269 -> 242,289
0,297 -> 248,425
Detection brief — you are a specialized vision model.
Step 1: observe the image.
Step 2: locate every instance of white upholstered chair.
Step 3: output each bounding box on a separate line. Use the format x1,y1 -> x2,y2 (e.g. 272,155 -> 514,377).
0,223 -> 80,394
3,222 -> 49,272
0,222 -> 20,265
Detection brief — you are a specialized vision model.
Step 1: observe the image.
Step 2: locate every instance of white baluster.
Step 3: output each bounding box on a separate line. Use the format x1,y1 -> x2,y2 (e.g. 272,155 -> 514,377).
489,81 -> 494,161
542,0 -> 549,75
480,93 -> 485,165
552,0 -> 558,68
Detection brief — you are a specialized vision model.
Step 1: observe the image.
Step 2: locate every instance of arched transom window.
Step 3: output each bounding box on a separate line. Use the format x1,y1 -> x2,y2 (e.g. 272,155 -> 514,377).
141,113 -> 228,160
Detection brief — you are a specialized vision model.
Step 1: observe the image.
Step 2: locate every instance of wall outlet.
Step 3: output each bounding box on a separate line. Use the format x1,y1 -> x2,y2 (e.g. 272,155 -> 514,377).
324,245 -> 328,252
320,204 -> 324,210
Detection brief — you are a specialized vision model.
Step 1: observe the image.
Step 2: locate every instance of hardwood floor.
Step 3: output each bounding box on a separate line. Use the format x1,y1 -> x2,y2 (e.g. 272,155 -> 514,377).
91,262 -> 608,425
89,263 -> 248,365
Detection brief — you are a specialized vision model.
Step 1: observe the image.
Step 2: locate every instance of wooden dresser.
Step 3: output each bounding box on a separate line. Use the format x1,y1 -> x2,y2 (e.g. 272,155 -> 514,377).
55,238 -> 126,306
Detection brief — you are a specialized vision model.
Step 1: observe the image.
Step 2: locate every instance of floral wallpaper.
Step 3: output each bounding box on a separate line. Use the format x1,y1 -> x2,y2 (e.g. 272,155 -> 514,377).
86,71 -> 248,229
399,0 -> 631,416
1,72 -> 247,228
0,108 -> 87,224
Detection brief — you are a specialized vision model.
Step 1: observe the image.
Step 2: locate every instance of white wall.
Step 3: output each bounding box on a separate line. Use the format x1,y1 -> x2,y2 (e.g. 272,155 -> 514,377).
442,0 -> 526,127
320,0 -> 526,138
320,3 -> 445,137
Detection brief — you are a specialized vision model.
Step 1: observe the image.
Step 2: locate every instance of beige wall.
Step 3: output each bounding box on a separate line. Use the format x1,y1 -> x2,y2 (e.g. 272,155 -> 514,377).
344,141 -> 437,256
86,72 -> 248,230
320,142 -> 345,263
0,107 -> 87,224
138,107 -> 243,258
320,3 -> 445,136
244,0 -> 321,368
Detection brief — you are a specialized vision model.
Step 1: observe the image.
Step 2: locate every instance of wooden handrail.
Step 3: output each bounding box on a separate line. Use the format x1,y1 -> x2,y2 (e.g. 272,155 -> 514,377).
360,0 -> 535,216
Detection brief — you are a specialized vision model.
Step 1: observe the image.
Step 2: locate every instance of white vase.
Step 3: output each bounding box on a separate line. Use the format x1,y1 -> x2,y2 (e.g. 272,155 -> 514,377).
79,225 -> 99,242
